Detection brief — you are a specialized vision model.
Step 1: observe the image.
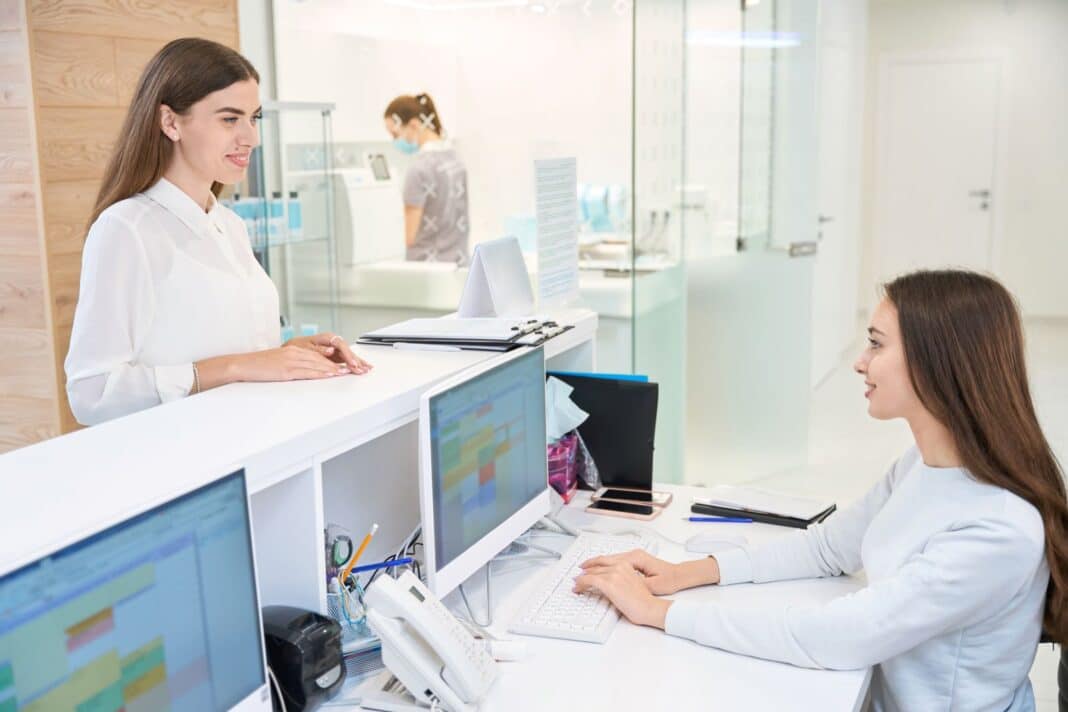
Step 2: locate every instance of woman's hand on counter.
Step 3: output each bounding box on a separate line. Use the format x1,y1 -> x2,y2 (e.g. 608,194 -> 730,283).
195,343 -> 357,390
285,332 -> 373,375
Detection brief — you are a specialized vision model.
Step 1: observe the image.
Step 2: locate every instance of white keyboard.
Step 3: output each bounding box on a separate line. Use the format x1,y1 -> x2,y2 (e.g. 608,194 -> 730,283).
508,531 -> 657,644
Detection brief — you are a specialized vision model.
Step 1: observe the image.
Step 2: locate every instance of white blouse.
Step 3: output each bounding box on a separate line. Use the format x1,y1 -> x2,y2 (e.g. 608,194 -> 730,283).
65,178 -> 281,426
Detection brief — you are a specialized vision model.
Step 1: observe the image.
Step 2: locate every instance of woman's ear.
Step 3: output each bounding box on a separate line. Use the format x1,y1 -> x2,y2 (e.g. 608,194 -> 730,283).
159,104 -> 180,142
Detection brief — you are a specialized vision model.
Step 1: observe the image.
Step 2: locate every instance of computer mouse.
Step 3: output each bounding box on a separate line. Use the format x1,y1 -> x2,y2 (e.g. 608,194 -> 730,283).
685,532 -> 749,554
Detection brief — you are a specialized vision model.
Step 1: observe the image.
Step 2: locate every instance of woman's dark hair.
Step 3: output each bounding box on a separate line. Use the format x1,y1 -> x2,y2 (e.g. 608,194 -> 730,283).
384,93 -> 445,136
88,37 -> 259,228
884,269 -> 1068,641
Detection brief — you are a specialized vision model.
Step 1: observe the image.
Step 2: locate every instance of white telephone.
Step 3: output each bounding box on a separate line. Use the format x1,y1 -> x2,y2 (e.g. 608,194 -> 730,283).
364,571 -> 498,712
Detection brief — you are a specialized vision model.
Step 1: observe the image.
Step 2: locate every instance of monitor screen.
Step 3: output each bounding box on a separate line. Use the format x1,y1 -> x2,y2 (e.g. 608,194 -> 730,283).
0,470 -> 265,711
428,348 -> 547,572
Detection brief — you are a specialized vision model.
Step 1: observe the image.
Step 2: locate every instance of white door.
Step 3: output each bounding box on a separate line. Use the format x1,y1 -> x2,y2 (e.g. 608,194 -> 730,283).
873,56 -> 1001,282
811,43 -> 856,386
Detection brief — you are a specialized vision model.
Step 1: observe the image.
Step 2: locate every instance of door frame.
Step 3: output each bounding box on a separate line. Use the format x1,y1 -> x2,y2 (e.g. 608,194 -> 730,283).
873,49 -> 1009,279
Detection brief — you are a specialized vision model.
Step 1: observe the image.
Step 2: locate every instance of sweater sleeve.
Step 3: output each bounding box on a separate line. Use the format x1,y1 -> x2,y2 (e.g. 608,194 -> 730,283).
715,454 -> 912,586
665,515 -> 1045,670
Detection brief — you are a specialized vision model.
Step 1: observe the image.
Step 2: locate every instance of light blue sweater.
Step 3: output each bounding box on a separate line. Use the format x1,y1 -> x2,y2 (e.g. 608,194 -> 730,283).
665,447 -> 1049,711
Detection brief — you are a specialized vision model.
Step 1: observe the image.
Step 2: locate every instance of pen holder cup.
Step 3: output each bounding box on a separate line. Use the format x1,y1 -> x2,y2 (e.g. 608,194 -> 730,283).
327,581 -> 371,638
547,432 -> 579,503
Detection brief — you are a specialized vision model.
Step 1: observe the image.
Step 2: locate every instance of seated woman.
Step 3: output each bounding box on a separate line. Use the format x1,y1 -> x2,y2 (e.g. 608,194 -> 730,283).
577,269 -> 1064,711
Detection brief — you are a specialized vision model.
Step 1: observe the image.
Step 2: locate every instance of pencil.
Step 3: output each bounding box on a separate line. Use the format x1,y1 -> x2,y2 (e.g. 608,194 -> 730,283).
341,523 -> 378,585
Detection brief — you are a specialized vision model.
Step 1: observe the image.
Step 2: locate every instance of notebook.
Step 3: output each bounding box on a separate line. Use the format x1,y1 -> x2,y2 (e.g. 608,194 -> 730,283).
691,485 -> 836,529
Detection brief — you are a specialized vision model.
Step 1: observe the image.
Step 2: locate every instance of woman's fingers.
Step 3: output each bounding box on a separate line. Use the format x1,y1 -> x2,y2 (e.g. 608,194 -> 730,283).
331,336 -> 373,374
292,346 -> 348,375
581,549 -> 647,571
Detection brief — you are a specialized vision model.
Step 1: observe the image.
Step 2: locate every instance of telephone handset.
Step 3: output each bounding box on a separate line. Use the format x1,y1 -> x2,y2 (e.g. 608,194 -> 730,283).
364,571 -> 498,712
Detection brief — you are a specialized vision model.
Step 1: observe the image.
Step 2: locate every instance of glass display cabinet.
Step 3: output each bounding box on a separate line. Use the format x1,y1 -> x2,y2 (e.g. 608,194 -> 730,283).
230,100 -> 340,341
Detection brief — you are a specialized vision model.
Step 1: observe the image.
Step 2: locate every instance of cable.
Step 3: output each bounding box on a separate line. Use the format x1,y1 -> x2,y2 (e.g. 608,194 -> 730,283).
267,666 -> 288,712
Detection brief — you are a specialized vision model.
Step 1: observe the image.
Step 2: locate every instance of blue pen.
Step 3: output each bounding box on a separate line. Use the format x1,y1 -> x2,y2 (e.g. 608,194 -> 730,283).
351,557 -> 414,574
686,516 -> 752,523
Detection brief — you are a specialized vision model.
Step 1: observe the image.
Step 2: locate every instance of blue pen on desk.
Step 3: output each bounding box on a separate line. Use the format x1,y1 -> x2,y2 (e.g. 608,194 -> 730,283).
686,516 -> 752,523
350,557 -> 414,574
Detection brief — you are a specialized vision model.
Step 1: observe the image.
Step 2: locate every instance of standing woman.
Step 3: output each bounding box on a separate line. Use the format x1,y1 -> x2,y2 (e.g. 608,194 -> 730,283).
65,38 -> 371,426
576,270 -> 1067,710
383,93 -> 469,264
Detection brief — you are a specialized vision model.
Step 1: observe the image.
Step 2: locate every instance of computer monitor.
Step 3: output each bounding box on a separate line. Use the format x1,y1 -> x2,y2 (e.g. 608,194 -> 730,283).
0,469 -> 270,712
419,346 -> 550,596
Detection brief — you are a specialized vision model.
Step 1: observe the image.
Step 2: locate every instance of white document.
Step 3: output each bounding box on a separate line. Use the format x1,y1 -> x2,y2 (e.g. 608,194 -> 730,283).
693,485 -> 834,520
535,158 -> 580,308
363,318 -> 527,343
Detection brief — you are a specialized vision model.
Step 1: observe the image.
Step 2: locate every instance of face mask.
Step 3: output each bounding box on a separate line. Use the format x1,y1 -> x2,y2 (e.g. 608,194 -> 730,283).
393,137 -> 419,155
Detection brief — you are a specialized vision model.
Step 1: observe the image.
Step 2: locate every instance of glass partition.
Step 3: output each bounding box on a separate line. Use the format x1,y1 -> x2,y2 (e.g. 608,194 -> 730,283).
231,102 -> 339,340
271,0 -> 636,354
251,0 -> 826,488
681,0 -> 820,485
631,0 -> 687,482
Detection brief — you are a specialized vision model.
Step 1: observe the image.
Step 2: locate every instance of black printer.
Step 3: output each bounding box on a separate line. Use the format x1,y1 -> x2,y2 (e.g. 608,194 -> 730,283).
262,605 -> 346,711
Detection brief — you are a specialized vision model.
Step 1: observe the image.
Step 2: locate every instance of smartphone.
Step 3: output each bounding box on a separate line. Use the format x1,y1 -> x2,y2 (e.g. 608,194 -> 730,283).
586,499 -> 661,521
592,487 -> 673,507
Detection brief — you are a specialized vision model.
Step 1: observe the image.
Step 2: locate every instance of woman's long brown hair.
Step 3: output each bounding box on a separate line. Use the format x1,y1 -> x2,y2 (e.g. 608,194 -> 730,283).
87,37 -> 259,229
885,270 -> 1068,641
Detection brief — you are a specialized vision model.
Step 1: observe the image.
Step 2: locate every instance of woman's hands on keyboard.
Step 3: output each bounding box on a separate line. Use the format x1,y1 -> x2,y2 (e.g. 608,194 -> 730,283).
573,551 -> 674,629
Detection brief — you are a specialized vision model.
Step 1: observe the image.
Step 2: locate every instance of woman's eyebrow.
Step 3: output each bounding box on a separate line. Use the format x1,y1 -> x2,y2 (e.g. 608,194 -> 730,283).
214,106 -> 262,115
868,326 -> 885,336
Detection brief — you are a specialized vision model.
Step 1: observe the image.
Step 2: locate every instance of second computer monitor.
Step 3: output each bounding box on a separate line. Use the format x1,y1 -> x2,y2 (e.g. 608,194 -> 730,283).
419,346 -> 549,596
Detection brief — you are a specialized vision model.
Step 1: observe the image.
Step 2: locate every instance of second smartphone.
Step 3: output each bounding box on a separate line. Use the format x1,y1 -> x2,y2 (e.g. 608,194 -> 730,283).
592,487 -> 673,508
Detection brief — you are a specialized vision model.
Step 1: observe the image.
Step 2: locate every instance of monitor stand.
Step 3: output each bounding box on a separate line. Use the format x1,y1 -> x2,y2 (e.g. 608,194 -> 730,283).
458,521 -> 573,628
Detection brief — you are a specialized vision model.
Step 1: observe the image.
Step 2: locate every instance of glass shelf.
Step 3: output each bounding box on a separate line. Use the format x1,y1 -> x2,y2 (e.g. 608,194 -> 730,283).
234,101 -> 339,338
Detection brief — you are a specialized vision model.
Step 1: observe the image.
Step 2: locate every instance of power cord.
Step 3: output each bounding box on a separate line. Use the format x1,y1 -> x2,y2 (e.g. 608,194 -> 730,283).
267,666 -> 288,712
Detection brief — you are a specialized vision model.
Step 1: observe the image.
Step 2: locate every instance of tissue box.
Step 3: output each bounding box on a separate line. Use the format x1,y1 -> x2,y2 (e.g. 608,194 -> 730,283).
547,432 -> 579,503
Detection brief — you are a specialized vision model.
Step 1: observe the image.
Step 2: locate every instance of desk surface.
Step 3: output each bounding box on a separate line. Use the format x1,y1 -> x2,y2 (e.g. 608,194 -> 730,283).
340,484 -> 871,711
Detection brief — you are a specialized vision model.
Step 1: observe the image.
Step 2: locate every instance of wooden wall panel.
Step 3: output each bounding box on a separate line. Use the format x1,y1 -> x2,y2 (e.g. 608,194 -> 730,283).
33,30 -> 117,106
0,328 -> 56,400
37,106 -> 124,182
0,255 -> 46,329
0,1 -> 18,31
0,184 -> 37,255
48,250 -> 80,330
0,396 -> 58,450
42,178 -> 95,254
0,30 -> 28,108
28,0 -> 237,45
115,37 -> 163,106
0,107 -> 33,181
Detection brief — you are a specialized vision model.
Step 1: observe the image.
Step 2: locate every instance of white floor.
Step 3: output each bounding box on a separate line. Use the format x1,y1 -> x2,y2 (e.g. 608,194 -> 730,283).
749,318 -> 1068,710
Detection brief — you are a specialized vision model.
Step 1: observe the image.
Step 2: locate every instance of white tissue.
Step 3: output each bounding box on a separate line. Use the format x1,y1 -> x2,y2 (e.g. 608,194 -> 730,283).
545,376 -> 589,442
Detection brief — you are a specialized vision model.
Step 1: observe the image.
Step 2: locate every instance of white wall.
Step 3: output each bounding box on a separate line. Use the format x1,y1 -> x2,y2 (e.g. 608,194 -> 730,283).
861,0 -> 1068,317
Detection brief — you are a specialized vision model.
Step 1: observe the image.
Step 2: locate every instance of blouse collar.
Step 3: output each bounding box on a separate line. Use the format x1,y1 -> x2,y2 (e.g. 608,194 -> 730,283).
143,178 -> 223,237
